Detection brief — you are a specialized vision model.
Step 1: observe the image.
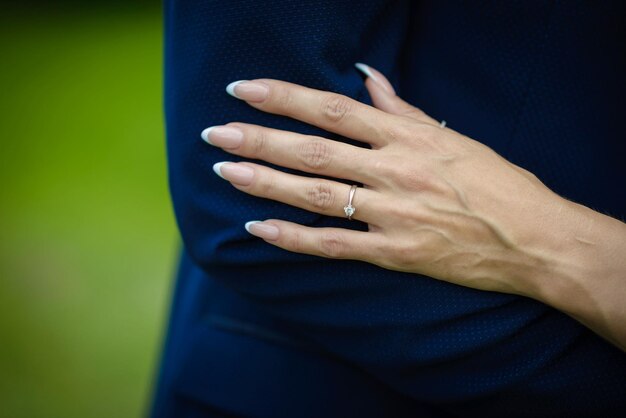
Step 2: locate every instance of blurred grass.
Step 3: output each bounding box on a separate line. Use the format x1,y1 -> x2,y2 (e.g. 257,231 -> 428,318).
0,4 -> 177,418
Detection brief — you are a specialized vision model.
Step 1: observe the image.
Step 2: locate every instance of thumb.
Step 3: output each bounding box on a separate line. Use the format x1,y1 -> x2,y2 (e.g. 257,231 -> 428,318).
354,62 -> 440,126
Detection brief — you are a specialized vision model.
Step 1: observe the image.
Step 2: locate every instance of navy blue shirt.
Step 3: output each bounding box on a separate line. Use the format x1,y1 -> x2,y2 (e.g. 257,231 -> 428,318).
151,1 -> 626,416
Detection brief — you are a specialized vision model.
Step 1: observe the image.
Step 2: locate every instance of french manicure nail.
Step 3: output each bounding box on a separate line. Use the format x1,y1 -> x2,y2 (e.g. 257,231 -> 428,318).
201,126 -> 244,148
226,80 -> 269,102
354,62 -> 396,95
245,220 -> 280,240
212,161 -> 254,185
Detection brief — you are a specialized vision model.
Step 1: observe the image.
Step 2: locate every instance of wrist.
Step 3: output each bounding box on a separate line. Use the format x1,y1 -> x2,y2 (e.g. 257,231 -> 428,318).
521,194 -> 626,348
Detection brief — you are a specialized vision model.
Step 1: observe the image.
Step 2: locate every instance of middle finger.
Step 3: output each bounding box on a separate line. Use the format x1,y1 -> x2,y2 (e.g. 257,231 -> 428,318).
203,122 -> 382,187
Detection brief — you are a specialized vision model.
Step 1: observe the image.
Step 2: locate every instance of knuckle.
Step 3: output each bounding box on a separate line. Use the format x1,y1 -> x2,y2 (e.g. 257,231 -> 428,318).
395,165 -> 435,192
256,171 -> 277,195
319,231 -> 346,258
297,138 -> 333,170
387,249 -> 406,268
273,85 -> 294,109
305,182 -> 335,210
375,156 -> 434,192
386,240 -> 420,269
369,156 -> 407,189
320,94 -> 353,124
373,156 -> 400,178
415,124 -> 440,146
379,120 -> 412,142
286,228 -> 303,253
403,106 -> 427,119
225,121 -> 246,129
251,128 -> 269,156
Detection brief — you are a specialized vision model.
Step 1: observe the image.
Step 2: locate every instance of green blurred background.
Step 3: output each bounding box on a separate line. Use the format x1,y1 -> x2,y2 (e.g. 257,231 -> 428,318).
0,1 -> 177,417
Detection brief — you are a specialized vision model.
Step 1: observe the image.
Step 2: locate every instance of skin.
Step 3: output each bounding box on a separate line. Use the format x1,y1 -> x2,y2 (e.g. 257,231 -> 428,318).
203,64 -> 626,352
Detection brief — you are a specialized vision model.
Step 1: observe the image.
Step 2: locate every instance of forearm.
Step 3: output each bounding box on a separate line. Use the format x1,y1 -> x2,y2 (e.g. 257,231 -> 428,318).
527,195 -> 626,351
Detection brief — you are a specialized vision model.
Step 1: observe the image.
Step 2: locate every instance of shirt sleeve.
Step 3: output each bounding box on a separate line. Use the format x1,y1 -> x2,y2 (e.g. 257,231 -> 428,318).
164,0 -> 411,272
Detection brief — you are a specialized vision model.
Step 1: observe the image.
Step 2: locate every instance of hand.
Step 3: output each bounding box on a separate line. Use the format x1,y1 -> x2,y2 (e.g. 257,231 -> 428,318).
201,63 -> 626,350
200,63 -> 571,300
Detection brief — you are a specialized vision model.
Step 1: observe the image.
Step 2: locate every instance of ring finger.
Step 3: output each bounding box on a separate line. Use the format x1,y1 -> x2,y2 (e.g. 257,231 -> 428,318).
213,161 -> 385,225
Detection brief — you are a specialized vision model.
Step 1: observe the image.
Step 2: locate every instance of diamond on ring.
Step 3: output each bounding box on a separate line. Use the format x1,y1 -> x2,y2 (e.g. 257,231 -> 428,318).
344,184 -> 358,220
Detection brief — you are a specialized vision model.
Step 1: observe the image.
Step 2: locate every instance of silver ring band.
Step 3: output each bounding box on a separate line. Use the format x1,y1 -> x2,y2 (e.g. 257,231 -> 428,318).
343,184 -> 357,220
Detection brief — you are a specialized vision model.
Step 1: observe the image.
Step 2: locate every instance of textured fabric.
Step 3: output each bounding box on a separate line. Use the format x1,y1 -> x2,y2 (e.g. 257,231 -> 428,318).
150,1 -> 626,416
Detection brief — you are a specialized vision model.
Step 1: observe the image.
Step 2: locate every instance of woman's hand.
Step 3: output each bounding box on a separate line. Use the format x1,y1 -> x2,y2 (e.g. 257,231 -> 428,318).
202,63 -> 626,350
202,64 -> 567,296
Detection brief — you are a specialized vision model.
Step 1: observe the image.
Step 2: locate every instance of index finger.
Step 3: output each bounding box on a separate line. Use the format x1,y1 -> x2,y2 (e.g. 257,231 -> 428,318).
226,78 -> 409,148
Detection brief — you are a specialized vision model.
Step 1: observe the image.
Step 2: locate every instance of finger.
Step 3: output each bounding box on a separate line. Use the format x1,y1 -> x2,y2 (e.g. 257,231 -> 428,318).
226,78 -> 410,148
203,122 -> 382,187
245,218 -> 385,262
354,62 -> 397,95
354,62 -> 440,126
214,161 -> 385,225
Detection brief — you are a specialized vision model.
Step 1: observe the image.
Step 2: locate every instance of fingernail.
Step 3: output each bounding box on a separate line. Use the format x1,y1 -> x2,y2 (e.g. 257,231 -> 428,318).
226,80 -> 269,102
201,126 -> 244,148
212,161 -> 254,185
354,62 -> 396,95
245,220 -> 280,240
